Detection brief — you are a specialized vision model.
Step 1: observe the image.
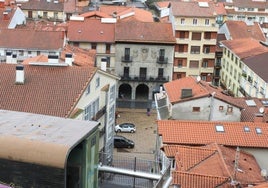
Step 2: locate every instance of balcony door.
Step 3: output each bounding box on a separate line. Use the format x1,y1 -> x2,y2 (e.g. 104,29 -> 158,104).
139,68 -> 147,80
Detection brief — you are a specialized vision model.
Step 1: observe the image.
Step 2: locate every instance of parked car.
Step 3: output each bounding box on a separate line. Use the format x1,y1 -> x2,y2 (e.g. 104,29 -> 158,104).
114,135 -> 135,148
115,123 -> 136,133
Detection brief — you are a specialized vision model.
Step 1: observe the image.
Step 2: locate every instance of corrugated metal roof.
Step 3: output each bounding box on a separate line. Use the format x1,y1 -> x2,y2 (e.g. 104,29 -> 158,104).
0,110 -> 99,168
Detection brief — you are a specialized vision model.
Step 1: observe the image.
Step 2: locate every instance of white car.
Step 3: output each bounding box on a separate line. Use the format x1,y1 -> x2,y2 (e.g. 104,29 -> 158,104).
115,123 -> 136,133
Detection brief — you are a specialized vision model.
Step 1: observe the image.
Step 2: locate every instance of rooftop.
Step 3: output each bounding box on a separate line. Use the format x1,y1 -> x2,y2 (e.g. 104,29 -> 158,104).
0,64 -> 97,118
0,109 -> 99,168
158,120 -> 268,148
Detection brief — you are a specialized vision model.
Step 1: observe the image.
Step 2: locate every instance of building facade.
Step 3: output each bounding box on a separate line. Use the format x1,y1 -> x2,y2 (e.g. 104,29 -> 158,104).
170,1 -> 219,82
115,20 -> 175,107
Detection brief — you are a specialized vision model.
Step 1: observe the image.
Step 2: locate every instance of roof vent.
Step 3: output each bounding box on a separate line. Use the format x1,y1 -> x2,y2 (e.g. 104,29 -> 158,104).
181,89 -> 192,99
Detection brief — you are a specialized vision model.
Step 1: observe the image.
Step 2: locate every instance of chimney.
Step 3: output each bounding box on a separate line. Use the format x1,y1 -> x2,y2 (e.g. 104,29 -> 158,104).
65,53 -> 73,66
3,12 -> 8,20
12,54 -> 17,64
48,55 -> 59,63
6,51 -> 12,63
101,57 -> 107,71
15,65 -> 24,84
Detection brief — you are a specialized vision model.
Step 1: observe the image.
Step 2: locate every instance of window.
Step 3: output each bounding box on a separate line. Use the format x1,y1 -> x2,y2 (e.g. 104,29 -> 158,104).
189,61 -> 199,68
106,57 -> 110,67
110,85 -> 116,102
202,61 -> 208,68
84,98 -> 99,121
86,84 -> 91,94
43,12 -> 48,18
219,106 -> 224,111
216,125 -> 224,132
192,32 -> 201,40
248,8 -> 254,11
192,107 -> 200,112
181,18 -> 185,25
91,43 -> 97,50
190,46 -> 200,54
96,77 -> 100,89
205,19 -> 209,25
178,59 -> 183,67
106,44 -> 111,54
124,48 -> 130,60
227,106 -> 233,113
193,18 -> 197,25
54,12 -> 58,19
123,67 -> 129,77
203,46 -> 210,54
158,68 -> 164,78
159,49 -> 165,61
140,67 -> 147,79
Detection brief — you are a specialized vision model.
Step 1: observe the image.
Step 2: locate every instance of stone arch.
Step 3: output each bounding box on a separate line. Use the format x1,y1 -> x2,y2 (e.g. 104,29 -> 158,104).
135,84 -> 149,100
118,83 -> 132,100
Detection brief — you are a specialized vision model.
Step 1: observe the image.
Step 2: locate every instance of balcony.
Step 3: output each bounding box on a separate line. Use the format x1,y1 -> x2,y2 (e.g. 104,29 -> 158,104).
120,75 -> 169,82
121,55 -> 133,63
156,56 -> 168,64
92,105 -> 106,121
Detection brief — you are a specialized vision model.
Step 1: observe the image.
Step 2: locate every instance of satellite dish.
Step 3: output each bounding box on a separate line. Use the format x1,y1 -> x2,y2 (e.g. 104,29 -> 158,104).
196,76 -> 201,82
259,107 -> 265,114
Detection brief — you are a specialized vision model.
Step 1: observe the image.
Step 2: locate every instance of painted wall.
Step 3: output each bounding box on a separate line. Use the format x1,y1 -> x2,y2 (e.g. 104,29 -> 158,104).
171,97 -> 241,121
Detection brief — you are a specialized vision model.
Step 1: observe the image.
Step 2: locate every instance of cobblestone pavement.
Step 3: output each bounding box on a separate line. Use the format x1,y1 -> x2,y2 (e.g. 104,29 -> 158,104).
114,108 -> 158,161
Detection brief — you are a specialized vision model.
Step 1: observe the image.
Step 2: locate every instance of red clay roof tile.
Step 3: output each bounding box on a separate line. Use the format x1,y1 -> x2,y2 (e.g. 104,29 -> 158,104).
115,20 -> 175,44
67,18 -> 115,42
158,120 -> 268,148
0,64 -> 97,118
221,38 -> 268,59
0,29 -> 64,50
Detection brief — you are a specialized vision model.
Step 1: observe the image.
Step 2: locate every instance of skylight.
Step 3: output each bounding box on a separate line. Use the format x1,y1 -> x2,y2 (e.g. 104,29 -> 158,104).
245,100 -> 256,107
216,125 -> 224,132
244,126 -> 250,132
256,128 -> 262,134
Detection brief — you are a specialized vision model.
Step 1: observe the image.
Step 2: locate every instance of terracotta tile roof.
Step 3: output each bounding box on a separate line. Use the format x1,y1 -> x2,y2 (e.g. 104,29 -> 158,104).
253,183 -> 268,188
0,6 -> 15,28
233,0 -> 268,9
80,11 -> 112,18
172,171 -> 229,188
60,45 -> 96,67
235,97 -> 268,122
0,29 -> 64,50
171,143 -> 265,187
154,1 -> 170,9
221,38 -> 268,59
20,0 -> 64,11
67,18 -> 115,43
99,5 -> 154,22
63,0 -> 76,13
171,1 -> 217,17
163,76 -> 243,108
22,55 -> 48,64
225,20 -> 266,41
157,120 -> 268,148
115,20 -> 175,44
213,2 -> 226,15
0,64 -> 97,117
243,52 -> 268,82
